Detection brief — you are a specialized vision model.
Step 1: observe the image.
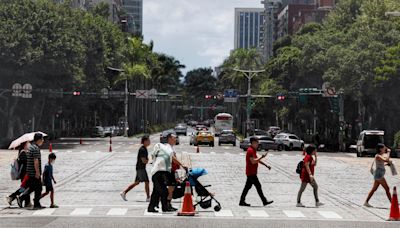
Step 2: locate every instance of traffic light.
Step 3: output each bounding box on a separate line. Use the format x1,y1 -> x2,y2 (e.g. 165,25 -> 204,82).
204,95 -> 212,99
330,97 -> 339,113
73,91 -> 81,96
277,95 -> 285,101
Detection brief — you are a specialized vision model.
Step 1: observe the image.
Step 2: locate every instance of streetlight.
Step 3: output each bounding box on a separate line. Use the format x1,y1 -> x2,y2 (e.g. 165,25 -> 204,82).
107,66 -> 128,137
233,68 -> 266,137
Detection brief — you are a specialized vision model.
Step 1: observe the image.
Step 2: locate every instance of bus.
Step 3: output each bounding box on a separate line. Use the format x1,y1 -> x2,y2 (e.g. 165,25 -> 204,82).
214,113 -> 233,136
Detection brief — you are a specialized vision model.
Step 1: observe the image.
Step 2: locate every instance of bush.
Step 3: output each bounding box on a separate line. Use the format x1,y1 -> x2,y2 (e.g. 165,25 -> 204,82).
394,131 -> 400,149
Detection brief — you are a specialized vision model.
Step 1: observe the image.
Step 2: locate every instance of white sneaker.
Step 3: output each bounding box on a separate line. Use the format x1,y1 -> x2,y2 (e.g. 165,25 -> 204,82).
316,202 -> 324,207
363,202 -> 373,207
6,196 -> 12,206
146,197 -> 150,202
296,203 -> 305,207
120,192 -> 127,201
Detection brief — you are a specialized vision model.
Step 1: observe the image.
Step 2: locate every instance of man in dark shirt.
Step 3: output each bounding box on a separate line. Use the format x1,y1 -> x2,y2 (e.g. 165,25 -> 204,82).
18,133 -> 44,209
239,137 -> 273,207
120,136 -> 150,201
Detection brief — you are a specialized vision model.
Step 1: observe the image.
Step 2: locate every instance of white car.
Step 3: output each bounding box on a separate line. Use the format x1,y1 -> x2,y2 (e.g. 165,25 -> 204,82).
274,133 -> 304,151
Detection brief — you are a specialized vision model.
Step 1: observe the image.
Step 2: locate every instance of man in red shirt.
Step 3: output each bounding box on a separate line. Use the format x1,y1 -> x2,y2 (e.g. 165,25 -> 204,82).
239,137 -> 274,207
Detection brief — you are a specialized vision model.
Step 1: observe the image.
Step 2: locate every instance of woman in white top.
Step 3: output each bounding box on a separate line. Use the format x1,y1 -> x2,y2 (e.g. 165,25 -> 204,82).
364,143 -> 392,207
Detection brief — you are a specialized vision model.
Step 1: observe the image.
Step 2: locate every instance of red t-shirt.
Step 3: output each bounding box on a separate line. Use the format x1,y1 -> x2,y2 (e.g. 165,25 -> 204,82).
301,154 -> 315,183
246,146 -> 258,176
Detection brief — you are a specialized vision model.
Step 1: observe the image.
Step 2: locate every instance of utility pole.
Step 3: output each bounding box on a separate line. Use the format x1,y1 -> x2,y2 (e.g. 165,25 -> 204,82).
338,89 -> 345,151
233,68 -> 265,137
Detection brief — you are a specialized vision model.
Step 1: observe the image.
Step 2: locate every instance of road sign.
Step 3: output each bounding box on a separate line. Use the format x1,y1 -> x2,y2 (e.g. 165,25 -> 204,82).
148,88 -> 157,99
322,82 -> 336,97
12,83 -> 22,97
224,89 -> 238,102
135,90 -> 149,99
12,83 -> 32,98
224,97 -> 238,103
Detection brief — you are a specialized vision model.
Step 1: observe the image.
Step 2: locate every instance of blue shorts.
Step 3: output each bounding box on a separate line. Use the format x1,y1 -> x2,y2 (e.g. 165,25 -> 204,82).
374,168 -> 386,180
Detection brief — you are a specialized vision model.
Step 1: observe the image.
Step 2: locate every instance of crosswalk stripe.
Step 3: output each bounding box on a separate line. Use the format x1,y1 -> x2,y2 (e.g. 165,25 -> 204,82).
240,153 -> 245,156
283,210 -> 305,218
210,152 -> 216,155
81,150 -> 87,153
215,210 -> 233,217
32,208 -> 56,216
144,209 -> 163,216
269,154 -> 275,157
224,152 -> 231,155
247,210 -> 269,217
318,211 -> 342,219
70,208 -> 92,216
67,150 -> 72,153
107,208 -> 128,216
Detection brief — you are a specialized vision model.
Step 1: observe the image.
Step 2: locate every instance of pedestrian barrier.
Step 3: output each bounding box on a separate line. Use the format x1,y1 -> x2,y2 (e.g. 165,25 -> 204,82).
177,181 -> 195,216
389,186 -> 400,221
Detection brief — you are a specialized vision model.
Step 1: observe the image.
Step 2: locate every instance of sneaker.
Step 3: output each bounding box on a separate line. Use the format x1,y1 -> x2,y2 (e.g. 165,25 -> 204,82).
296,203 -> 306,207
316,202 -> 324,207
16,196 -> 23,208
6,196 -> 13,206
146,197 -> 150,202
120,192 -> 127,201
50,204 -> 59,208
263,200 -> 274,206
363,202 -> 373,207
147,208 -> 158,213
239,202 -> 251,207
25,201 -> 33,208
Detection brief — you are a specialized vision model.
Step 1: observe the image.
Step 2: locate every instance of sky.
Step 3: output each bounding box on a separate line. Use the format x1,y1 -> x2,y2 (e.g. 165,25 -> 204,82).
143,0 -> 262,75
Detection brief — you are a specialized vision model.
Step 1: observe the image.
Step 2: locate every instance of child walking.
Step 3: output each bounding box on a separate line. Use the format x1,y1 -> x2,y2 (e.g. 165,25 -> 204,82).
41,153 -> 58,208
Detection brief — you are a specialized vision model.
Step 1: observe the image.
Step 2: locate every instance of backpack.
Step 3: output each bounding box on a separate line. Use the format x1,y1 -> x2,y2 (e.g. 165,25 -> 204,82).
10,158 -> 22,180
296,160 -> 304,175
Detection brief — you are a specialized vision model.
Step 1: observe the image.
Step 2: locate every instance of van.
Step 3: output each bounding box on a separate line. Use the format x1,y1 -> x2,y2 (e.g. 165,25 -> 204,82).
356,130 -> 384,157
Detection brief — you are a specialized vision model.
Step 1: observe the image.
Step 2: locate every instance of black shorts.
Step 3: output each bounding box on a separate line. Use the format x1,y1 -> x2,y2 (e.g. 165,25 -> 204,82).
167,172 -> 177,185
45,185 -> 53,192
135,169 -> 149,182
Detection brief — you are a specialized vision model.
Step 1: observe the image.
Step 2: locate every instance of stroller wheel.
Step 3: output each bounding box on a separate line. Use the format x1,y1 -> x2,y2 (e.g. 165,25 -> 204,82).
214,205 -> 221,212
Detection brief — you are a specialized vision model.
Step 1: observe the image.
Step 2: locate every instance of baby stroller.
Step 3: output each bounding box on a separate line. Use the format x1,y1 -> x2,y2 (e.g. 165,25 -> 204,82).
173,168 -> 222,212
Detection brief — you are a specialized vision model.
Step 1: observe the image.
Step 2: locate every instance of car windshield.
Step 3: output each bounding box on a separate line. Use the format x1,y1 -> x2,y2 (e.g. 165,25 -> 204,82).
275,135 -> 286,138
364,135 -> 384,148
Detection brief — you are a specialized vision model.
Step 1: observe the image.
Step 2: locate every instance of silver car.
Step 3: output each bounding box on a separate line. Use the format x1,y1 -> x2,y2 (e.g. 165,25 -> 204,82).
174,124 -> 188,136
218,130 -> 236,146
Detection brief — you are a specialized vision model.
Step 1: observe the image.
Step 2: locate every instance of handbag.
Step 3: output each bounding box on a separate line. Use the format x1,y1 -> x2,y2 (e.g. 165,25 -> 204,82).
389,161 -> 398,176
370,160 -> 375,176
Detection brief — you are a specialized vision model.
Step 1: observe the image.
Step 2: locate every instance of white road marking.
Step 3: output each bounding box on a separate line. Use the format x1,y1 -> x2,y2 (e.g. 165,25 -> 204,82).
95,151 -> 101,153
268,154 -> 274,157
283,210 -> 305,218
81,151 -> 87,153
318,211 -> 342,219
70,208 -> 92,216
32,208 -> 56,216
224,152 -> 231,155
210,152 -> 216,155
282,153 -> 288,156
215,210 -> 233,217
107,208 -> 128,216
247,210 -> 269,217
240,153 -> 245,156
144,209 -> 163,216
67,150 -> 72,153
224,147 -> 230,150
52,150 -> 59,153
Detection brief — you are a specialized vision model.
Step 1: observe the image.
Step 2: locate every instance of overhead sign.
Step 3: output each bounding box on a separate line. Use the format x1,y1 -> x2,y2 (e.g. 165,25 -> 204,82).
224,89 -> 238,103
12,83 -> 32,98
136,90 -> 149,99
322,82 -> 336,97
224,97 -> 238,103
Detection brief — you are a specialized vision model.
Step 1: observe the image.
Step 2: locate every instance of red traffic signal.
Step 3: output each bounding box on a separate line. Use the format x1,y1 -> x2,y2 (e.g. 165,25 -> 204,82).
73,91 -> 81,96
277,95 -> 285,101
205,95 -> 212,99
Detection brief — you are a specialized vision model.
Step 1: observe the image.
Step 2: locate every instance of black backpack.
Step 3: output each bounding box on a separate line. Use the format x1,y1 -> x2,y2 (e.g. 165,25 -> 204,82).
296,160 -> 304,175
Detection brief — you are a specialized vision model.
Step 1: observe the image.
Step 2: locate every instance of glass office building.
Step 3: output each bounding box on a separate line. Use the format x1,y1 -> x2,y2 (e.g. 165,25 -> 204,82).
122,0 -> 143,36
234,8 -> 265,50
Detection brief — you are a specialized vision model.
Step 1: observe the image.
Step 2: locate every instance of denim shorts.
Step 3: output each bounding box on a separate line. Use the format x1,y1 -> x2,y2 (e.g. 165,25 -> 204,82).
374,167 -> 386,180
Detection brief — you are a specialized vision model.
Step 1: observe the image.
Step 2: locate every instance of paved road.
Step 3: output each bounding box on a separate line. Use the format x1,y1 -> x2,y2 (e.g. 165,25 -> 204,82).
1,128 -> 400,227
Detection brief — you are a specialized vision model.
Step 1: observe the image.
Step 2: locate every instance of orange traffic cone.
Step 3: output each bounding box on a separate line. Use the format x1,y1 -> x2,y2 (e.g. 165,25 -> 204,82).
389,186 -> 400,221
177,181 -> 195,216
196,146 -> 200,153
80,138 -> 83,145
49,143 -> 53,153
109,144 -> 112,153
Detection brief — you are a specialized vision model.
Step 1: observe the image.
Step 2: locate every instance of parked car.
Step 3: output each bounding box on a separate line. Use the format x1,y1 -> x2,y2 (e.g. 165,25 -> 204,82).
103,126 -> 117,137
356,130 -> 384,157
218,130 -> 236,146
240,135 -> 280,151
91,126 -> 105,138
254,129 -> 267,136
160,130 -> 180,145
194,131 -> 214,147
174,124 -> 188,136
274,133 -> 304,151
267,126 -> 281,137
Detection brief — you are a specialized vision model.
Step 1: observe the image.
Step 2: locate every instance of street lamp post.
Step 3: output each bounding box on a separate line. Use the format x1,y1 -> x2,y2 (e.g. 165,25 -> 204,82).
107,67 -> 128,137
233,68 -> 265,137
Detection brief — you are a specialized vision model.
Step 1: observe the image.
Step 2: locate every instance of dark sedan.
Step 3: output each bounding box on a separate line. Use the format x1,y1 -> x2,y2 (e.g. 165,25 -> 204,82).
240,135 -> 280,151
218,130 -> 236,146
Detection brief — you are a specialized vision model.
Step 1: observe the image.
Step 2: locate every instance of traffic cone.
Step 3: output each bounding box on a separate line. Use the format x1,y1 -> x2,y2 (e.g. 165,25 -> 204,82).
389,186 -> 400,221
80,137 -> 83,145
196,146 -> 199,153
177,181 -> 195,216
49,143 -> 53,153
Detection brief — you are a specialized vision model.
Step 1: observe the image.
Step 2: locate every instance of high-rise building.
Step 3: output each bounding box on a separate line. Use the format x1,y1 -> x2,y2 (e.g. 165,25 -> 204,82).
260,0 -> 281,61
121,0 -> 143,36
234,8 -> 265,50
86,0 -> 123,23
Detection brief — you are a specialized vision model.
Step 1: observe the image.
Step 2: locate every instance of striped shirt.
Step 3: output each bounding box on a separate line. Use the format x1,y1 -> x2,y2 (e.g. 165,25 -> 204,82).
26,143 -> 41,177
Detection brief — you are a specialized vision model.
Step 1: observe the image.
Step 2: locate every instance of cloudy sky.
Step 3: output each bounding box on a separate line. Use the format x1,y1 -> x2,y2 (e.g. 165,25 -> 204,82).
143,0 -> 262,74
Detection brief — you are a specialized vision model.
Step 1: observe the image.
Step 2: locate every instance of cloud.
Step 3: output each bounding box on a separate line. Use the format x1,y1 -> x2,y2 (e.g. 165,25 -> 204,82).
143,0 -> 262,73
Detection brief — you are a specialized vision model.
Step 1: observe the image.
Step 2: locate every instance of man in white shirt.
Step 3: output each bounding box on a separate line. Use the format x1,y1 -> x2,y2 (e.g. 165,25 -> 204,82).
148,133 -> 185,212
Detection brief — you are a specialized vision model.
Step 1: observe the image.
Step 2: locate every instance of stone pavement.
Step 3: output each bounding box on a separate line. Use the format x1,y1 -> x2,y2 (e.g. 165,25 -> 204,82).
0,135 -> 399,224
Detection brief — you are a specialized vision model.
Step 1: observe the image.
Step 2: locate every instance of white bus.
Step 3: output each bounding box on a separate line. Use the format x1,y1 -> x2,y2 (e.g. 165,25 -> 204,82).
214,113 -> 233,136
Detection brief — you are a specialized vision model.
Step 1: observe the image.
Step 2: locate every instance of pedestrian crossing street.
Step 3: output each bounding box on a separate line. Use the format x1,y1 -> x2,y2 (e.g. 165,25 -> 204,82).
1,206 -> 344,220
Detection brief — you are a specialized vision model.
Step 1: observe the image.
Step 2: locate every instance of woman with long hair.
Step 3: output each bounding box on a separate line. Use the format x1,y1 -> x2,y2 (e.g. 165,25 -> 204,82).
364,143 -> 392,207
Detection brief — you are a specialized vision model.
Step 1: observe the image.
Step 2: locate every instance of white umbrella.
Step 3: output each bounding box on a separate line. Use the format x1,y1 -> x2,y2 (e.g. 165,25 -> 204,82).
8,131 -> 48,150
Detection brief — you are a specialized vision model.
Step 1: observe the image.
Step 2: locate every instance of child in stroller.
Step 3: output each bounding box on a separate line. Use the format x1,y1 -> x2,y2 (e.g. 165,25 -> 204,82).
173,168 -> 221,212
